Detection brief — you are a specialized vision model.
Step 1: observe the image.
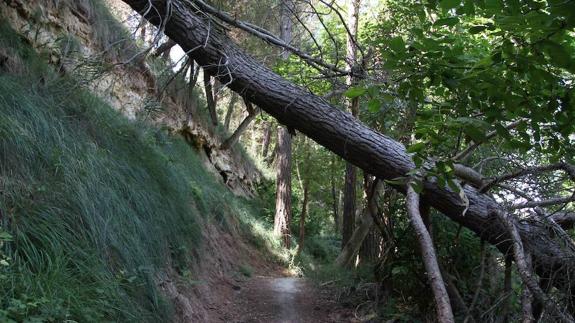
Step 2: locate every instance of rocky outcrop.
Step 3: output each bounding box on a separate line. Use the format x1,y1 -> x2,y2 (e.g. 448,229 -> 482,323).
0,0 -> 261,196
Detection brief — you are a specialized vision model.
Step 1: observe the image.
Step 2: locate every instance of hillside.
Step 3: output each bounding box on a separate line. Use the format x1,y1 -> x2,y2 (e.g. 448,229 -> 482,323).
0,1 -> 284,321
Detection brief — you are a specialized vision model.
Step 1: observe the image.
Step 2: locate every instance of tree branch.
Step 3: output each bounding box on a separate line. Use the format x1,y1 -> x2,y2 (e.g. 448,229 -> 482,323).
407,181 -> 455,323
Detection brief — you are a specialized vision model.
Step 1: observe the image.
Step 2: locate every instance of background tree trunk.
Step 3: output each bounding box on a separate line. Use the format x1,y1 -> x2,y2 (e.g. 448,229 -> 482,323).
224,92 -> 238,131
331,156 -> 340,234
261,122 -> 272,158
272,0 -> 295,249
203,72 -> 218,126
221,100 -> 258,150
274,126 -> 292,248
296,182 -> 310,255
341,0 -> 361,248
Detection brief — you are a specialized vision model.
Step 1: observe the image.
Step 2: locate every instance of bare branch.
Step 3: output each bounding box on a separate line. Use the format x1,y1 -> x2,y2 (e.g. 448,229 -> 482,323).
496,210 -> 574,323
186,0 -> 354,77
406,181 -> 455,323
511,194 -> 575,210
453,119 -> 524,162
481,162 -> 575,193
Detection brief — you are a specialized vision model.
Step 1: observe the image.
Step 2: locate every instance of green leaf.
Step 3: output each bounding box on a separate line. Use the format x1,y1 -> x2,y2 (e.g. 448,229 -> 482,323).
434,17 -> 460,27
407,142 -> 425,153
410,180 -> 424,194
468,25 -> 487,34
539,40 -> 574,71
367,99 -> 381,113
447,178 -> 461,192
389,36 -> 406,54
385,177 -> 407,186
440,0 -> 461,10
344,87 -> 367,98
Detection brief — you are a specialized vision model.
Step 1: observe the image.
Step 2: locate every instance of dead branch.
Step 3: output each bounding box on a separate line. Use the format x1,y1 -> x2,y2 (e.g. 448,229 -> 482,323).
187,0 -> 353,77
453,119 -> 524,162
406,180 -> 454,323
496,210 -> 574,322
481,162 -> 575,193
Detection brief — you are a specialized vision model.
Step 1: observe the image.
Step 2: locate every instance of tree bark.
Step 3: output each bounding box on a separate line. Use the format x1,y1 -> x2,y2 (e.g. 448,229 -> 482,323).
220,99 -> 258,150
502,257 -> 513,323
203,72 -> 218,126
406,183 -> 454,323
331,155 -> 340,234
261,122 -> 272,158
342,0 -> 361,249
223,92 -> 238,131
122,0 -> 575,303
274,126 -> 292,248
342,163 -> 357,247
336,204 -> 374,268
336,179 -> 379,267
272,0 -> 295,249
296,181 -> 310,256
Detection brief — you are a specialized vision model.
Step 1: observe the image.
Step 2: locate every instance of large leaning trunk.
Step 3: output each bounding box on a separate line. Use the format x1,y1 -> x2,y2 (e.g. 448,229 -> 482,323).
121,0 -> 575,303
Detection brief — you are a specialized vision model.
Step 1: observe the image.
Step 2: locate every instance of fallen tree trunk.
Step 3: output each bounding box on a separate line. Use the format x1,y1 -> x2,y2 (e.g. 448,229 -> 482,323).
122,0 -> 575,304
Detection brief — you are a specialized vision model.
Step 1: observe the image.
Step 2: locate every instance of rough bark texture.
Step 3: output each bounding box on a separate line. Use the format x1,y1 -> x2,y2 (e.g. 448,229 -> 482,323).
274,127 -> 292,248
406,185 -> 454,323
272,0 -> 294,249
121,0 -> 575,302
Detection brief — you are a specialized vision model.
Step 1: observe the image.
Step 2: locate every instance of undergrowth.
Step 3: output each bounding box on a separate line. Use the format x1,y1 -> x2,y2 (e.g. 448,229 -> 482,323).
0,18 -> 276,322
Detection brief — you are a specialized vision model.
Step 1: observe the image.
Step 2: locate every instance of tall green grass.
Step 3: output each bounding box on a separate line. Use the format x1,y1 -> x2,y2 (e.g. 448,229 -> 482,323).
0,19 -> 260,321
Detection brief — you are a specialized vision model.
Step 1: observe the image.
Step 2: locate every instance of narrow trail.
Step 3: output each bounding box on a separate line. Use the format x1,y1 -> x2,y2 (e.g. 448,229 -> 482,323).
229,276 -> 352,323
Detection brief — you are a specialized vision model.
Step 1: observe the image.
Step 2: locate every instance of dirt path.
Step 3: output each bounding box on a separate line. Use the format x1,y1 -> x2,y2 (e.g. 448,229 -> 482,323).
227,276 -> 353,323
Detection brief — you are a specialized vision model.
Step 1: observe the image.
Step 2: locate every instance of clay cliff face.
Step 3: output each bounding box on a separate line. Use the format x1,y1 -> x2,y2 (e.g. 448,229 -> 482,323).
0,0 -> 261,196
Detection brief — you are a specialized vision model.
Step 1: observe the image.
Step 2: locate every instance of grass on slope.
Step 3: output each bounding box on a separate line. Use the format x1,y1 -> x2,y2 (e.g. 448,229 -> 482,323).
0,20 -> 273,322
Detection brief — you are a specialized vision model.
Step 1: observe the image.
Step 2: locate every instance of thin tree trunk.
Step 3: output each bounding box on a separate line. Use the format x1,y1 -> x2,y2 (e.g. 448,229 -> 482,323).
261,122 -> 272,158
124,0 -> 575,301
331,156 -> 340,234
341,0 -> 361,249
406,183 -> 454,323
224,92 -> 238,131
212,78 -> 220,108
336,205 -> 374,267
360,174 -> 381,262
442,267 -> 475,322
274,126 -> 292,248
336,179 -> 379,267
221,99 -> 258,150
203,72 -> 218,126
296,182 -> 310,256
502,257 -> 513,323
465,241 -> 485,323
342,163 -> 357,248
272,0 -> 294,249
